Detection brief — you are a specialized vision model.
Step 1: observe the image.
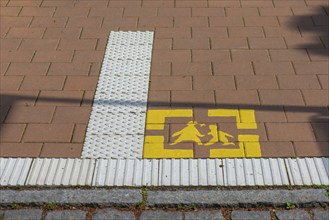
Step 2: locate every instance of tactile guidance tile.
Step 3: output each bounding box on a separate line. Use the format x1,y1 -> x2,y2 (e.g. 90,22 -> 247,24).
1,158 -> 328,186
82,31 -> 154,159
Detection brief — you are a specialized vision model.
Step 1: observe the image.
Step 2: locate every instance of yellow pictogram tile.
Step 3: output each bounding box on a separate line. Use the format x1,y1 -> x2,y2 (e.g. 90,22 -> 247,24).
144,109 -> 261,158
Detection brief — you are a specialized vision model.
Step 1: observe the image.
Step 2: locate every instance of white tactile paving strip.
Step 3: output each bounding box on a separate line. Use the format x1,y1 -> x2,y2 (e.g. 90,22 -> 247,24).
81,31 -> 153,159
1,32 -> 328,187
0,158 -> 328,186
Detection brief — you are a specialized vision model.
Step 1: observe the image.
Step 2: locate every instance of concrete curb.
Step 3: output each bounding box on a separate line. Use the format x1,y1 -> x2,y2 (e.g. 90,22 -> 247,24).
0,188 -> 328,208
147,189 -> 329,208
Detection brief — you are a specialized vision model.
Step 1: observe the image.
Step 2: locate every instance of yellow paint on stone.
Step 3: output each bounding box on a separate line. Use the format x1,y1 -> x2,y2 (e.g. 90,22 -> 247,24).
144,109 -> 261,158
144,136 -> 193,158
146,109 -> 193,130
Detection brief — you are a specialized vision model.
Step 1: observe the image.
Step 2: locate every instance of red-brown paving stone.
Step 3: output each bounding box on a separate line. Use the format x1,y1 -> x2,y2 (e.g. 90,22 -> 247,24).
33,51 -> 74,63
213,62 -> 254,75
72,124 -> 88,143
174,17 -> 208,27
259,8 -> 294,16
5,63 -> 50,76
0,106 -> 10,123
54,7 -> 90,17
235,76 -> 279,90
48,63 -> 91,76
89,8 -> 124,17
1,17 -> 33,28
6,27 -> 45,38
103,17 -> 138,29
284,36 -> 324,49
215,90 -> 260,105
171,91 -> 215,107
293,61 -> 329,75
277,75 -> 321,89
19,39 -> 59,50
264,27 -> 301,37
20,6 -> 55,17
261,142 -> 296,157
285,107 -> 328,123
40,143 -> 82,158
192,27 -> 227,38
52,107 -> 92,124
211,38 -> 248,49
175,1 -> 207,8
208,0 -> 241,7
139,17 -> 172,28
63,76 -> 98,91
253,62 -> 295,75
226,8 -> 260,17
318,75 -> 328,89
191,8 -> 225,17
0,62 -> 10,76
259,90 -> 305,106
312,123 -> 329,141
43,28 -> 82,39
7,1 -> 42,7
228,27 -> 264,37
1,91 -> 39,106
254,108 -> 287,122
193,76 -> 235,90
150,76 -> 192,91
20,76 -> 66,91
294,142 -> 329,157
153,39 -> 173,50
192,50 -> 230,62
266,123 -> 315,141
173,38 -> 210,50
0,143 -> 43,157
1,39 -> 22,50
36,91 -> 84,106
4,106 -> 55,123
1,0 -> 327,158
155,27 -> 191,38
23,124 -> 74,142
0,124 -> 26,142
1,7 -> 22,16
148,91 -> 171,107
58,39 -> 97,51
0,76 -> 24,90
81,91 -> 95,107
231,50 -> 270,62
302,90 -> 329,107
1,51 -> 34,62
172,62 -> 212,76
151,62 -> 171,76
249,38 -> 286,49
307,49 -> 329,61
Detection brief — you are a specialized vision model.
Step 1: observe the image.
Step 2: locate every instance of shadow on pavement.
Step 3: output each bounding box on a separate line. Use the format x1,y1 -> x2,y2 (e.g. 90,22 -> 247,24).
1,94 -> 328,156
289,5 -> 329,57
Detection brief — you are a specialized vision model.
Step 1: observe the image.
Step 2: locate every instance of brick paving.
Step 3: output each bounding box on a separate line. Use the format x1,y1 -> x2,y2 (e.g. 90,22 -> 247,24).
0,0 -> 328,158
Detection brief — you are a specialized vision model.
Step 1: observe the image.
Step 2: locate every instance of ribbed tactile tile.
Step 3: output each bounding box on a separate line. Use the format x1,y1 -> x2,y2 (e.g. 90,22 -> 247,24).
285,157 -> 329,185
92,158 -> 293,186
26,158 -> 95,186
0,158 -> 32,186
81,31 -> 154,159
222,158 -> 289,186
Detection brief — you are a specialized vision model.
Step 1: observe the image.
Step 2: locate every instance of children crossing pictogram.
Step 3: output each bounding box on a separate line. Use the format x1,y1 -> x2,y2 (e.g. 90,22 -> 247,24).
144,109 -> 261,158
